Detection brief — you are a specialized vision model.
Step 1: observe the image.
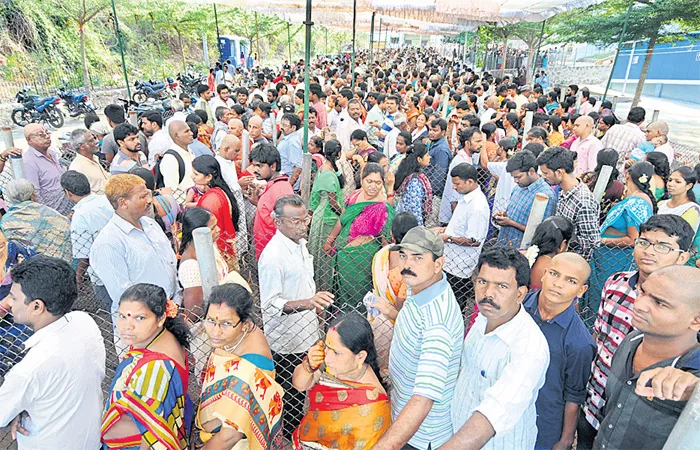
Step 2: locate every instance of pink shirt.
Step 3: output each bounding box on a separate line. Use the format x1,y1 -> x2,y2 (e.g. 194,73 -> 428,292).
254,175 -> 294,259
571,134 -> 604,175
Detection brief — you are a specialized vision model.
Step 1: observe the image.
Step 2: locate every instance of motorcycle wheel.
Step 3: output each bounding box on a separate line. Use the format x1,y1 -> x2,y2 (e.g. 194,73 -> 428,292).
133,91 -> 148,103
45,104 -> 65,128
11,108 -> 31,127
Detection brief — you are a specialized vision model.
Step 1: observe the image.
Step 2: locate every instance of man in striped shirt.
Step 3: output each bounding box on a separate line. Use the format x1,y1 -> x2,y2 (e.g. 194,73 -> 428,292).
374,227 -> 464,450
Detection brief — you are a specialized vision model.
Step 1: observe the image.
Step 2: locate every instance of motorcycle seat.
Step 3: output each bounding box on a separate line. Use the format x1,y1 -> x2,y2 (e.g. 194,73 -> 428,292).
144,81 -> 165,90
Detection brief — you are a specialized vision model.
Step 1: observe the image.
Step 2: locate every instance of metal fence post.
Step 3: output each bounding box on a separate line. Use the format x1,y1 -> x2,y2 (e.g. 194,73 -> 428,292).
593,165 -> 614,203
241,129 -> 250,171
1,127 -> 13,150
2,127 -> 23,179
192,227 -> 219,304
271,111 -> 277,148
662,383 -> 700,449
522,111 -> 534,148
520,193 -> 550,249
300,153 -> 312,204
651,109 -> 660,123
128,111 -> 138,126
612,96 -> 618,112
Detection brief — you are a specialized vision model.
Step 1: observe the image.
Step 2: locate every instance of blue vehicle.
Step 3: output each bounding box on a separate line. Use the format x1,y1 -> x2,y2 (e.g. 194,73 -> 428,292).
132,79 -> 171,103
218,36 -> 251,68
57,86 -> 95,117
11,87 -> 65,128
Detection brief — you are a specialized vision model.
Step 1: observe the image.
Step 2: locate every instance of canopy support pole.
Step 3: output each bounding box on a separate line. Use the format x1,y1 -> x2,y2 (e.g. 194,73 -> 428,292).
533,20 -> 546,82
255,11 -> 261,66
110,0 -> 130,99
287,22 -> 292,64
603,0 -> 634,103
369,12 -> 375,75
377,18 -> 382,53
213,2 -> 221,62
301,0 -> 313,203
325,27 -> 328,55
350,0 -> 357,90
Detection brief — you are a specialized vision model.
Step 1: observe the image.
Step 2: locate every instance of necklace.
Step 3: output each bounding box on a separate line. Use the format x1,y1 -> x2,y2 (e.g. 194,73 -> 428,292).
344,363 -> 369,382
223,327 -> 249,354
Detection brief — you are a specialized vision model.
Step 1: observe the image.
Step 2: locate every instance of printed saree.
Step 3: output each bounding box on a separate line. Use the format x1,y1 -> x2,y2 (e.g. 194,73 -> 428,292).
0,200 -> 71,262
101,349 -> 192,450
195,351 -> 285,450
308,169 -> 343,291
292,373 -> 391,450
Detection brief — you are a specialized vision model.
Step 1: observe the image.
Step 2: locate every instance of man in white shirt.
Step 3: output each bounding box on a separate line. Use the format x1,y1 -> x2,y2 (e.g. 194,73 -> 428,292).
195,84 -> 215,127
216,134 -> 248,256
435,163 -> 490,312
364,93 -> 385,148
209,84 -> 236,112
327,101 -> 343,133
60,170 -> 114,308
0,255 -> 106,450
258,194 -> 334,436
383,112 -> 409,159
443,247 -> 550,450
480,137 -> 518,212
440,127 -> 482,224
211,106 -> 233,152
68,128 -> 110,195
336,99 -> 364,152
140,110 -> 172,168
159,120 -> 195,195
480,96 -> 503,128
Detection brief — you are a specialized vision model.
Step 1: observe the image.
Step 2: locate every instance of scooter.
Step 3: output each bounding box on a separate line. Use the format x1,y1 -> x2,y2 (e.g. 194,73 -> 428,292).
11,87 -> 65,128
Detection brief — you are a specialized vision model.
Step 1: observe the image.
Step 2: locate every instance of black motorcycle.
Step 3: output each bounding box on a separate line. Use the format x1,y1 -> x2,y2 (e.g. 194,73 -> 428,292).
57,87 -> 95,117
132,79 -> 169,103
177,72 -> 204,98
11,87 -> 65,128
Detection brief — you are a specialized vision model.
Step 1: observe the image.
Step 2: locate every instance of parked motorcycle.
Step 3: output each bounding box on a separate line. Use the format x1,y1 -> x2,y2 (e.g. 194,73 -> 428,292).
57,87 -> 95,117
132,79 -> 169,103
177,72 -> 205,98
11,87 -> 65,128
117,97 -> 174,121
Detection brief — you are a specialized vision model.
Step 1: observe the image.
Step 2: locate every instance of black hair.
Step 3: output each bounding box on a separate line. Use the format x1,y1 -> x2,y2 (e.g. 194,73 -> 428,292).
498,138 -> 516,152
549,115 -> 562,130
250,143 -> 281,172
12,255 -> 76,316
281,113 -> 301,131
192,155 -> 240,230
537,96 -> 547,109
537,146 -> 576,174
350,129 -> 368,141
216,84 -> 229,95
84,111 -> 101,130
206,283 -> 253,323
361,162 -> 385,182
231,104 -> 245,116
506,150 -> 537,174
480,122 -> 497,140
237,87 -> 249,97
120,283 -> 190,349
592,148 -> 621,191
179,207 -> 212,256
329,313 -> 387,391
601,115 -> 616,128
475,247 -> 531,289
627,106 -> 646,124
394,142 -> 428,191
505,112 -> 519,129
628,161 -> 658,213
130,167 -> 156,191
523,143 -> 545,158
568,84 -> 579,95
430,118 -> 448,132
645,151 -> 670,181
640,214 -> 695,251
323,139 -> 345,188
367,152 -> 387,164
104,104 -> 126,124
459,127 -> 482,149
531,216 -> 574,257
694,163 -> 700,183
60,170 -> 91,197
391,211 -> 419,244
113,122 -> 139,144
142,110 -> 163,128
450,162 -> 478,181
671,166 -> 698,203
527,127 -> 549,146
188,122 -> 199,139
186,113 -> 202,125
588,111 -> 600,123
397,130 -> 412,148
196,84 -> 210,96
194,109 -> 209,124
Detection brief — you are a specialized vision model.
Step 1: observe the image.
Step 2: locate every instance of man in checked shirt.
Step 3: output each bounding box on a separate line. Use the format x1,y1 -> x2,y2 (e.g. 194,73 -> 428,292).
537,147 -> 600,260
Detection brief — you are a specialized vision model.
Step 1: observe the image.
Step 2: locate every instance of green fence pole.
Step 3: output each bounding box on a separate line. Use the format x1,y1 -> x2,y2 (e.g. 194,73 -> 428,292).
303,0 -> 313,153
350,0 -> 357,90
213,2 -> 221,63
603,0 -> 634,103
369,12 -> 375,77
287,22 -> 293,64
110,0 -> 131,99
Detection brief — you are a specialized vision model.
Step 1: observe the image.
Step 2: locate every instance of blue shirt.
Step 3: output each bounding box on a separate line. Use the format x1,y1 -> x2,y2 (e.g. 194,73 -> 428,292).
523,291 -> 596,448
278,130 -> 303,191
427,138 -> 452,195
189,140 -> 213,158
496,177 -> 557,248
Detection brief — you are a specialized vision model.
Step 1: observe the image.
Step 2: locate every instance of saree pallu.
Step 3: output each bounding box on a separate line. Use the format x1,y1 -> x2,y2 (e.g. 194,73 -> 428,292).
195,352 -> 284,450
333,194 -> 394,315
0,201 -> 72,262
198,188 -> 238,269
292,375 -> 391,450
101,349 -> 191,450
309,170 -> 343,291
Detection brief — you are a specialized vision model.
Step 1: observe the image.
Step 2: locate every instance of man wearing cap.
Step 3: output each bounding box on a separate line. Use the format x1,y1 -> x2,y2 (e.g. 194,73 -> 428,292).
514,85 -> 531,111
374,227 -> 465,450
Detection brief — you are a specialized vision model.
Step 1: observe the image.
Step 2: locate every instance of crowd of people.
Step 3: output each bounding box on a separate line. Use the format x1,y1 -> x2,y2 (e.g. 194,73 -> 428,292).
0,46 -> 699,450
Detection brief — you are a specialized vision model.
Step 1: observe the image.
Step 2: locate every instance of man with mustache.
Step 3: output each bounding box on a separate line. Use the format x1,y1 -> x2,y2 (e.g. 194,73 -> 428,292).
374,227 -> 464,450
578,214 -> 693,449
444,247 -> 549,450
523,253 -> 596,450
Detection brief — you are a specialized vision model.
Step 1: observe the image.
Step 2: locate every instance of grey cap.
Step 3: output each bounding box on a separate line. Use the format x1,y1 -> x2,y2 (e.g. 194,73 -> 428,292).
390,226 -> 444,257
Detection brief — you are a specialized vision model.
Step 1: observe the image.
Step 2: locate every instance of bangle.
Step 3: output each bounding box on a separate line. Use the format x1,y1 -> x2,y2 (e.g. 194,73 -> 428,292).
0,156 -> 7,162
0,303 -> 9,315
302,356 -> 317,373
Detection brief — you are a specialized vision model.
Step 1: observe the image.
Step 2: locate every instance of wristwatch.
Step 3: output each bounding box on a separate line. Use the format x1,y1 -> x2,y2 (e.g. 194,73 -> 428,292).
446,236 -> 454,243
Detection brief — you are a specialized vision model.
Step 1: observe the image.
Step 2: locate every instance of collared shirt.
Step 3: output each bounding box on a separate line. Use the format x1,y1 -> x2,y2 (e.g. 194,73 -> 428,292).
211,121 -> 228,152
444,187 -> 490,278
390,274 -> 464,450
69,153 -> 110,195
195,97 -> 214,127
579,101 -> 594,116
254,175 -> 294,258
556,181 -> 600,259
584,271 -> 639,429
313,101 -> 328,129
523,291 -> 596,448
147,128 -> 174,168
365,104 -> 384,147
258,230 -> 320,354
90,214 -> 180,313
594,331 -> 700,450
384,127 -> 400,159
486,161 -> 517,212
439,152 -> 468,224
0,312 -> 105,450
189,140 -> 213,158
426,138 -> 452,194
23,147 -> 72,215
571,134 -> 604,175
336,112 -> 363,153
209,96 -> 235,114
161,145 -> 195,193
327,108 -> 341,132
215,154 -> 240,190
452,306 -> 550,450
600,122 -> 646,160
110,149 -> 148,175
480,108 -> 496,127
496,177 -> 557,248
71,194 -> 114,260
278,130 -> 303,191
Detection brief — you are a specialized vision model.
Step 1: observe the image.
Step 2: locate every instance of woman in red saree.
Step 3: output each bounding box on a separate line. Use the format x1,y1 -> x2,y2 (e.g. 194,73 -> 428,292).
292,313 -> 391,450
192,155 -> 240,268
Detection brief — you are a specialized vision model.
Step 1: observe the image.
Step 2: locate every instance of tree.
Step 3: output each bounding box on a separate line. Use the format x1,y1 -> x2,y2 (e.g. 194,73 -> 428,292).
508,21 -> 552,82
549,0 -> 700,107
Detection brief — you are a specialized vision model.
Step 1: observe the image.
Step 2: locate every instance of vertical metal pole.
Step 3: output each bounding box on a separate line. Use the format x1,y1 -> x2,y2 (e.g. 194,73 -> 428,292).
213,2 -> 221,63
241,130 -> 250,170
351,0 -> 357,91
384,25 -> 388,51
271,110 -> 278,147
110,0 -> 131,99
377,18 -> 383,53
603,0 -> 634,103
203,33 -> 210,68
622,40 -> 636,94
651,109 -> 659,122
662,383 -> 700,449
301,0 -> 313,203
193,227 -> 219,303
369,12 -> 376,74
533,20 -> 546,81
255,12 -> 261,66
287,22 -> 292,65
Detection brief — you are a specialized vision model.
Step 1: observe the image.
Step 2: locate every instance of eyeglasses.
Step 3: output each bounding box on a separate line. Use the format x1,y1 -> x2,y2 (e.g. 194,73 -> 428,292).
281,215 -> 311,226
28,131 -> 50,138
635,238 -> 685,255
202,317 -> 242,331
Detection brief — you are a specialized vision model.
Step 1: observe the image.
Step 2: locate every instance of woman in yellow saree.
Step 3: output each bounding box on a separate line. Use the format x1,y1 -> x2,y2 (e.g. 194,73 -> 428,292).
291,313 -> 391,450
193,283 -> 285,450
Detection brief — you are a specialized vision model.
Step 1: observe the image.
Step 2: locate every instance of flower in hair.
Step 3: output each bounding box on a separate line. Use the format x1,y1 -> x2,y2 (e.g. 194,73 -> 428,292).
638,174 -> 649,184
165,298 -> 179,319
524,245 -> 540,268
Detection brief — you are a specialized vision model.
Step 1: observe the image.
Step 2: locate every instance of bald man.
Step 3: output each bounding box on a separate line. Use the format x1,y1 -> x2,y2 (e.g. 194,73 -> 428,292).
644,121 -> 674,163
523,252 -> 596,450
216,134 -> 242,190
480,96 -> 504,128
227,118 -> 244,139
22,123 -> 73,215
571,115 -> 603,175
595,265 -> 700,450
159,120 -> 194,192
247,115 -> 269,148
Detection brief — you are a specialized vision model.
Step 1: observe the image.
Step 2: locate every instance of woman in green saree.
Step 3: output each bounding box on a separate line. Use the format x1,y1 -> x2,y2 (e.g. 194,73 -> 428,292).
324,163 -> 395,315
308,139 -> 345,291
